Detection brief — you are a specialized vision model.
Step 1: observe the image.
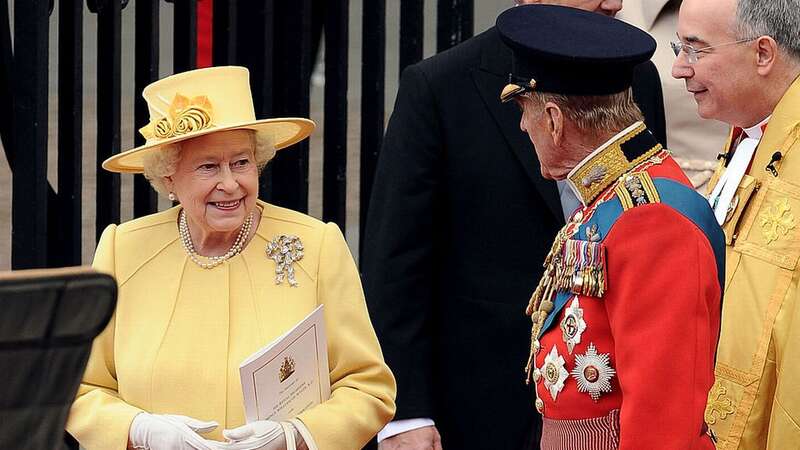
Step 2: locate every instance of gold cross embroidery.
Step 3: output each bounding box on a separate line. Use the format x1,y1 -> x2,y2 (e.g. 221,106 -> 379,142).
760,198 -> 796,244
705,382 -> 735,425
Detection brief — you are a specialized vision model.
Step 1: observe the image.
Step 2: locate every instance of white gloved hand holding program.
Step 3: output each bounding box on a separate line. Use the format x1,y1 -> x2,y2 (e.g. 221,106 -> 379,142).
128,413 -> 219,450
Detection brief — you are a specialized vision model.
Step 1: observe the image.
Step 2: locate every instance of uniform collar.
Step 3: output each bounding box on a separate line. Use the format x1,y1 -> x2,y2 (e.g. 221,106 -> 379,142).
566,121 -> 663,206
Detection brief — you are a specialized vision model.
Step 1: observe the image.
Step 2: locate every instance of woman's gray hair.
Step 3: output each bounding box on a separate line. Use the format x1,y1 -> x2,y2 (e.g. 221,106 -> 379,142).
734,0 -> 800,62
142,129 -> 276,197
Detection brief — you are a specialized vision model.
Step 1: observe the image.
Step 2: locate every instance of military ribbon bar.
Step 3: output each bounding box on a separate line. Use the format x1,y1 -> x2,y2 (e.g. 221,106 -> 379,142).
558,239 -> 607,298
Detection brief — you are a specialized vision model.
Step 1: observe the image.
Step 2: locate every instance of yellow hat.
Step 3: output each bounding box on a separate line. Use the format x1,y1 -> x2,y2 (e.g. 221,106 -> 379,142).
102,66 -> 315,173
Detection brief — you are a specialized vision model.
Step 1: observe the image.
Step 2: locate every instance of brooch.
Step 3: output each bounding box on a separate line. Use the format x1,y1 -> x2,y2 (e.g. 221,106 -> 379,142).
571,343 -> 616,401
266,235 -> 304,287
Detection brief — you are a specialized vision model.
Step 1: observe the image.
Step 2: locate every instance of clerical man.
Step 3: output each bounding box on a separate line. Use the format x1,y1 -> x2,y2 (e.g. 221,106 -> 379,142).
673,0 -> 800,447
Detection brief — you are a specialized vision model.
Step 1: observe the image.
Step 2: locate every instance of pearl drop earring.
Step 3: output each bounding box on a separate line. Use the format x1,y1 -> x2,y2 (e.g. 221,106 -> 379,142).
168,192 -> 176,201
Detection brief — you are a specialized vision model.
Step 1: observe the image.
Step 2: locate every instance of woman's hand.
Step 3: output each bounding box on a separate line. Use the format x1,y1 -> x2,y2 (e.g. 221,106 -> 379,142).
128,413 -> 219,450
214,420 -> 307,450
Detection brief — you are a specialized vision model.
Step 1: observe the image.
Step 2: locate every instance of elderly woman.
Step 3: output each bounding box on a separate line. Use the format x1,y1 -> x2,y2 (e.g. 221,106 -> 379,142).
66,67 -> 396,450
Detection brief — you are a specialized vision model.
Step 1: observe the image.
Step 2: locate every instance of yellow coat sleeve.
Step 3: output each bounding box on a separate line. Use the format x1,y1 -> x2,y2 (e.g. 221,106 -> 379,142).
766,285 -> 800,447
295,223 -> 397,449
66,224 -> 143,450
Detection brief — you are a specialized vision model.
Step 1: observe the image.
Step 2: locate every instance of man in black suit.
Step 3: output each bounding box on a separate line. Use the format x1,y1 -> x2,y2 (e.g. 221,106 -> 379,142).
362,2 -> 666,449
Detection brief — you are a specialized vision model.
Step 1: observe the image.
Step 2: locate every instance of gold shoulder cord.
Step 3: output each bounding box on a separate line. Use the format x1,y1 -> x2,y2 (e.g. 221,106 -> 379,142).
524,221 -> 580,384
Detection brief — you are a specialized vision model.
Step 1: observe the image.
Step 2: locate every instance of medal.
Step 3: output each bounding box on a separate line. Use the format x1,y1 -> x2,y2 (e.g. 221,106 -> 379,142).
543,346 -> 569,401
571,343 -> 616,401
560,296 -> 587,354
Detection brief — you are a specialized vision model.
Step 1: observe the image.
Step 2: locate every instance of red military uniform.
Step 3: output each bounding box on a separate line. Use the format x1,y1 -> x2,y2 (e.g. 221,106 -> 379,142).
525,122 -> 725,449
493,5 -> 725,448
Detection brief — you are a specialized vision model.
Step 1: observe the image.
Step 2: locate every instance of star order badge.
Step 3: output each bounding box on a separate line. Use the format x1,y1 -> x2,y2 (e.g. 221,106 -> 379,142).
571,343 -> 616,401
560,296 -> 587,354
543,346 -> 569,401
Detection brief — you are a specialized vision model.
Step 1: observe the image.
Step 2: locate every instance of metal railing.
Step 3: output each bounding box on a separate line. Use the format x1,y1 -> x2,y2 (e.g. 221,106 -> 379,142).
1,0 -> 474,271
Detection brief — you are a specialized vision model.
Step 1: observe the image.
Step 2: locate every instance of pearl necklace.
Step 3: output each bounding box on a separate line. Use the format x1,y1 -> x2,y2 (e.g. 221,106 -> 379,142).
178,208 -> 254,269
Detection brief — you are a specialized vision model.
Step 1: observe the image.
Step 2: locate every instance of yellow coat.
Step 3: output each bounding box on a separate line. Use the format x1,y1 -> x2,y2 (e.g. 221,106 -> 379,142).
66,200 -> 396,449
705,76 -> 800,449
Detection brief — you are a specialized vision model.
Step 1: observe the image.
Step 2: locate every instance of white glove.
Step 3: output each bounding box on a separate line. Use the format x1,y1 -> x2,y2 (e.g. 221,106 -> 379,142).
129,413 -> 219,450
213,420 -> 288,450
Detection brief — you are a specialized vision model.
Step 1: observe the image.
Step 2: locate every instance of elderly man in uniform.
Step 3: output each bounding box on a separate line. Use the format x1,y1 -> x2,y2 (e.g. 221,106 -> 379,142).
499,5 -> 725,449
672,0 -> 800,447
363,1 -> 667,449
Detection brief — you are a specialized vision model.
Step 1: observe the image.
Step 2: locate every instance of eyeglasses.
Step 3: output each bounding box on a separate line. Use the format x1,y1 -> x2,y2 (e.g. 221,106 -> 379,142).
670,36 -> 756,64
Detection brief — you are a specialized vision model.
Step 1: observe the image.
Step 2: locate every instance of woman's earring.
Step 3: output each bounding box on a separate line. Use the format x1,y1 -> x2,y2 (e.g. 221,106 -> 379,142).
168,192 -> 176,201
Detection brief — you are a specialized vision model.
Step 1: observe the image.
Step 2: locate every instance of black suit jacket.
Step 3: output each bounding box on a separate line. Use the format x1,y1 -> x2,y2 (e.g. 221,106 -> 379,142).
362,27 -> 665,450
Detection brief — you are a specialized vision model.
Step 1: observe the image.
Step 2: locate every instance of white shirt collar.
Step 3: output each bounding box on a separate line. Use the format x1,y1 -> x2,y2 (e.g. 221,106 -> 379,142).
742,115 -> 771,140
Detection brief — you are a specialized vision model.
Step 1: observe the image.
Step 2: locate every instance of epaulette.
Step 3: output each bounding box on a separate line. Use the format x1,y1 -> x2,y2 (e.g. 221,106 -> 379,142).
614,172 -> 661,210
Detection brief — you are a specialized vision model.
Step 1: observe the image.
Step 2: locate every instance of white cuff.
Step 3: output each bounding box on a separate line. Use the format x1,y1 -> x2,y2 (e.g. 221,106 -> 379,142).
289,418 -> 318,450
377,418 -> 436,443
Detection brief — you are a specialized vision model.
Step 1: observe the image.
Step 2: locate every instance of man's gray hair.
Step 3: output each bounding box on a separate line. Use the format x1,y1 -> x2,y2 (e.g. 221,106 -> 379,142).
735,0 -> 800,62
527,88 -> 644,134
